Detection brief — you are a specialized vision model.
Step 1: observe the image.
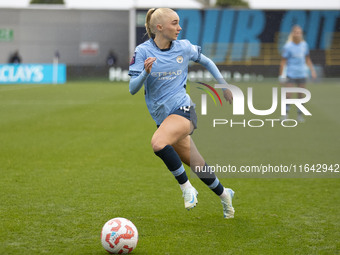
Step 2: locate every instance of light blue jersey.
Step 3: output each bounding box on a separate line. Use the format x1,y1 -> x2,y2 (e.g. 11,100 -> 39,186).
282,41 -> 309,78
128,39 -> 201,125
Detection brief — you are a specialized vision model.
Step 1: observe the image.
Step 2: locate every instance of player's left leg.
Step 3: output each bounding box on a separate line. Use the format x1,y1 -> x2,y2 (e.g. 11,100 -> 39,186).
297,80 -> 307,122
282,78 -> 295,120
173,136 -> 235,219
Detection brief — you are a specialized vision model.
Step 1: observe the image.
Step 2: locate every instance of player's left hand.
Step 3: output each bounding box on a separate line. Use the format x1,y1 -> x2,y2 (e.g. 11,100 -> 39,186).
223,89 -> 233,104
278,75 -> 287,84
311,70 -> 317,80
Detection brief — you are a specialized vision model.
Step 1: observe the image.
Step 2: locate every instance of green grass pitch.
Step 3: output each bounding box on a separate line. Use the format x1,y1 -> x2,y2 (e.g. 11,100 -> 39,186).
0,79 -> 339,254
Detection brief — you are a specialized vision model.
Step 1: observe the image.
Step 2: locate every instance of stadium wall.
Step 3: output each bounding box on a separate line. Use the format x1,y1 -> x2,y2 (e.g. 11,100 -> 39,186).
0,8 -> 129,70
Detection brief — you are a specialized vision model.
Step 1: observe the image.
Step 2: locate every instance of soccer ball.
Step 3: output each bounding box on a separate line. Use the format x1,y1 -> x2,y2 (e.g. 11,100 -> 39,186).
101,217 -> 138,254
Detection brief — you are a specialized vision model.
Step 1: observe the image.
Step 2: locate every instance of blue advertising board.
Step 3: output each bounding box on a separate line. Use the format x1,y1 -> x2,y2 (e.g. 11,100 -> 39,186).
0,64 -> 66,84
136,10 -> 340,65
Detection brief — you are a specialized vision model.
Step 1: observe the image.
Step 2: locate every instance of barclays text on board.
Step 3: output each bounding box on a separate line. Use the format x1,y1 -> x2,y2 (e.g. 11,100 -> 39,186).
0,64 -> 66,84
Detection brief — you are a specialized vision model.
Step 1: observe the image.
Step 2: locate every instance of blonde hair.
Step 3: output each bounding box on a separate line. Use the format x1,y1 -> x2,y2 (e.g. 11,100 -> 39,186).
287,25 -> 304,43
145,8 -> 176,39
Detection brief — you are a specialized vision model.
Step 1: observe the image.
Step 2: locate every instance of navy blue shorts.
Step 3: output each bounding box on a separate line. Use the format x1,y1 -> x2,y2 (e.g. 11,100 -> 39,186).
287,76 -> 306,85
157,106 -> 198,132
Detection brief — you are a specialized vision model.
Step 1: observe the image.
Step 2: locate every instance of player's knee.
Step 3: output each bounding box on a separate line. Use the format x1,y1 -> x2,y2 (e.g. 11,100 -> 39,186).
191,160 -> 205,171
151,135 -> 167,152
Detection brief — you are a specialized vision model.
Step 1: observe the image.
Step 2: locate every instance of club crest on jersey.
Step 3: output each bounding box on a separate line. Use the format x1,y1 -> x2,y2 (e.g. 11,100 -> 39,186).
130,52 -> 136,65
176,56 -> 183,63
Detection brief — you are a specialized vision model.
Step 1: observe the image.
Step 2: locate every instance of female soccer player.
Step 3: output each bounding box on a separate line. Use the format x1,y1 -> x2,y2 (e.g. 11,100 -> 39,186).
279,25 -> 317,122
129,8 -> 234,218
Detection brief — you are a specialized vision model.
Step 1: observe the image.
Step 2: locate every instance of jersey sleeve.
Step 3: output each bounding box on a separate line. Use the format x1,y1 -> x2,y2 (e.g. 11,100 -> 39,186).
128,46 -> 146,77
182,39 -> 202,63
281,44 -> 290,59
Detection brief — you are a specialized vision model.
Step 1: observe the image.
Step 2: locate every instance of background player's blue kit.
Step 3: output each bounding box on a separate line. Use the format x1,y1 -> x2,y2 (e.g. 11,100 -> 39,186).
282,41 -> 309,79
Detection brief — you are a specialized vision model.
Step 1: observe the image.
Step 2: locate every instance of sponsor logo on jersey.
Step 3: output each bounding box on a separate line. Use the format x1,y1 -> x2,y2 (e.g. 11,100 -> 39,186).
151,70 -> 182,80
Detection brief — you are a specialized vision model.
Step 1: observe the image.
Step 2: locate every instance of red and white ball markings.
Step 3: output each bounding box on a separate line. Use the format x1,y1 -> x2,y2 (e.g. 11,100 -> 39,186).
101,217 -> 138,254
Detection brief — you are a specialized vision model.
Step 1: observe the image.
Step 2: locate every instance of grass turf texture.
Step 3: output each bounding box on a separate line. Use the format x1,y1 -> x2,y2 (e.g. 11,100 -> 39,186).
0,80 -> 339,254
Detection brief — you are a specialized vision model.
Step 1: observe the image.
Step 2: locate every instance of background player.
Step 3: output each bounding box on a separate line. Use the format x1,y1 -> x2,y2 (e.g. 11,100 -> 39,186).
128,8 -> 235,219
279,25 -> 317,122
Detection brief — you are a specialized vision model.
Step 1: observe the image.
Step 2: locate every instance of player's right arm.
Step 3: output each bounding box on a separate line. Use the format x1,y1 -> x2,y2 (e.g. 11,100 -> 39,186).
128,46 -> 156,95
279,44 -> 289,84
279,58 -> 287,84
129,57 -> 156,95
144,57 -> 156,73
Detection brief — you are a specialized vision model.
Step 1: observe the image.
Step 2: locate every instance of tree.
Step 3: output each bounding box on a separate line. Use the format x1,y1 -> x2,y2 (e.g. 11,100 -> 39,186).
216,0 -> 249,7
30,0 -> 64,4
